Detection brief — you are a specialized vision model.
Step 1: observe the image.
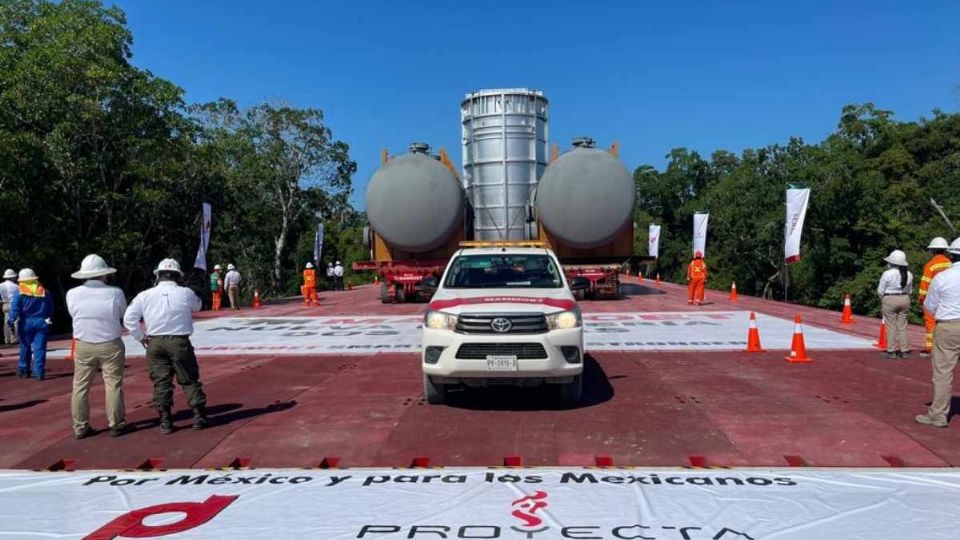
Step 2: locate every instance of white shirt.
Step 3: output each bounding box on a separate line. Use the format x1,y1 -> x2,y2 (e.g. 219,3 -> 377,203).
925,263 -> 960,321
66,280 -> 127,343
123,281 -> 201,341
877,267 -> 913,297
0,280 -> 17,306
333,264 -> 344,277
224,270 -> 242,288
326,266 -> 334,277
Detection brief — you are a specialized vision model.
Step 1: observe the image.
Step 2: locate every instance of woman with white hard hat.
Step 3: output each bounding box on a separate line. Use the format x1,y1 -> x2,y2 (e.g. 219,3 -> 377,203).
877,249 -> 914,359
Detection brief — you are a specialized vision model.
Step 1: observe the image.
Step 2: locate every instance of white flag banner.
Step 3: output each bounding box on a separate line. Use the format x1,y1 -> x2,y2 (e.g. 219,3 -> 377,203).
784,187 -> 811,263
314,219 -> 324,264
648,224 -> 661,258
692,212 -> 709,256
193,202 -> 212,271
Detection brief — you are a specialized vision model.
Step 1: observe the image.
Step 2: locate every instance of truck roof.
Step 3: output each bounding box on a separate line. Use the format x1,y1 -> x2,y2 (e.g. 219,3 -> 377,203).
454,247 -> 552,256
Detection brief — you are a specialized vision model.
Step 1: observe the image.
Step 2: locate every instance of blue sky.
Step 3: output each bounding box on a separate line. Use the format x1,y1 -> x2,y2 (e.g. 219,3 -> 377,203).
112,0 -> 959,208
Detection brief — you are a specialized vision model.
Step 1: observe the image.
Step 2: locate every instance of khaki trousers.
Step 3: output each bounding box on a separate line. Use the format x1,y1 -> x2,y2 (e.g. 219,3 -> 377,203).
2,304 -> 16,344
881,295 -> 911,352
227,286 -> 240,310
71,339 -> 126,433
928,321 -> 960,421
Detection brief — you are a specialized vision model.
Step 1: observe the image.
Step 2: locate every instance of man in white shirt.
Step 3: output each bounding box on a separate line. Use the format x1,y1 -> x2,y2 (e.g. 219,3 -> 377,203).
0,269 -> 18,345
124,258 -> 208,433
66,255 -> 128,439
917,238 -> 960,428
224,263 -> 242,310
333,260 -> 344,291
326,263 -> 334,289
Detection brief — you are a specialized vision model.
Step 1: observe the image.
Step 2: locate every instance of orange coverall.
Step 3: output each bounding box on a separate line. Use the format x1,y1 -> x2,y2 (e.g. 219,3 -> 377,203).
919,254 -> 952,352
687,257 -> 708,305
302,269 -> 319,305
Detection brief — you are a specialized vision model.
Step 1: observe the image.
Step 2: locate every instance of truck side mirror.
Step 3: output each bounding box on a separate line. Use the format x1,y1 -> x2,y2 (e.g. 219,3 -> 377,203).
569,277 -> 589,291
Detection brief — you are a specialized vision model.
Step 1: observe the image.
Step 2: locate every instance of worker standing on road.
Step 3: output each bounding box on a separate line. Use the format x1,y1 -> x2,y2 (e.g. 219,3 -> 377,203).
209,264 -> 224,311
1,269 -> 19,345
334,260 -> 345,291
302,262 -> 319,305
224,263 -> 241,310
123,258 -> 208,434
918,238 -> 952,357
7,268 -> 54,380
877,249 -> 914,359
686,251 -> 707,305
326,262 -> 334,290
916,237 -> 960,428
66,255 -> 128,439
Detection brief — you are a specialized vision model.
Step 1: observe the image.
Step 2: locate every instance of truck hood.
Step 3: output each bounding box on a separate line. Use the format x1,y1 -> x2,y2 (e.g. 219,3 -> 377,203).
427,288 -> 578,315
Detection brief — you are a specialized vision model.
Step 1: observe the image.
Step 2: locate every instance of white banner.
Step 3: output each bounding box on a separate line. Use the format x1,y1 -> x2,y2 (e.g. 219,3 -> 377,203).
784,187 -> 810,263
313,214 -> 324,265
648,224 -> 661,258
46,312 -> 874,358
193,202 -> 213,271
2,467 -> 959,539
692,212 -> 708,256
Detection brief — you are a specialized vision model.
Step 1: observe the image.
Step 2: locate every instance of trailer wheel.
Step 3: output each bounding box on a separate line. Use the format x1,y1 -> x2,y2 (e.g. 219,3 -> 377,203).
559,375 -> 583,404
423,374 -> 446,405
380,282 -> 391,304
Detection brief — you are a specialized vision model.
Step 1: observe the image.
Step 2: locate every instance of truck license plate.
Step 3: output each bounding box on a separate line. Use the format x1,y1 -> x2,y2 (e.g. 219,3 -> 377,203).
486,355 -> 518,371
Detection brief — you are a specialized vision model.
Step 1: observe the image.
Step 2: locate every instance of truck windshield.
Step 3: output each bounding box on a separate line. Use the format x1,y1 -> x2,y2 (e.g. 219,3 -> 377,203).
443,254 -> 563,289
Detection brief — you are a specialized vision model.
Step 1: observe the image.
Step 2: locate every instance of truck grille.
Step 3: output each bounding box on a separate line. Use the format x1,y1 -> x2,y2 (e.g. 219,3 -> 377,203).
455,343 -> 549,360
456,313 -> 548,334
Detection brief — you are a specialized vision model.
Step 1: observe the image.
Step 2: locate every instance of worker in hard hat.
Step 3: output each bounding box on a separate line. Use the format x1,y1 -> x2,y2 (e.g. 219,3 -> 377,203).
918,238 -> 952,357
209,264 -> 224,312
686,251 -> 707,305
916,237 -> 960,428
7,268 -> 54,380
877,249 -> 914,359
326,262 -> 334,290
333,260 -> 345,291
302,262 -> 319,306
66,254 -> 128,439
0,269 -> 19,345
123,258 -> 208,433
224,263 -> 241,310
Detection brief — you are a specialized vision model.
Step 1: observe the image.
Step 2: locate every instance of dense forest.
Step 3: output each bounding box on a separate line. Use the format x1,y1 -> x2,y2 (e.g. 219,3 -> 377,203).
634,104 -> 960,319
0,0 -> 367,328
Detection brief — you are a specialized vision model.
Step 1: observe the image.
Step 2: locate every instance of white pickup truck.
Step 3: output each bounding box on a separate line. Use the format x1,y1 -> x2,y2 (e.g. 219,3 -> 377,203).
420,246 -> 589,405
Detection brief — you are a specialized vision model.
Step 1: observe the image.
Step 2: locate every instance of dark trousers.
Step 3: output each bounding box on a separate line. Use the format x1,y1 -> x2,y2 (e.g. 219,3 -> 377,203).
146,335 -> 207,410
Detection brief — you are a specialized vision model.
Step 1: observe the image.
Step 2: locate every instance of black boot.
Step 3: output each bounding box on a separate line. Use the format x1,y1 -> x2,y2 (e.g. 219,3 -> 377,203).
159,408 -> 174,434
192,405 -> 208,430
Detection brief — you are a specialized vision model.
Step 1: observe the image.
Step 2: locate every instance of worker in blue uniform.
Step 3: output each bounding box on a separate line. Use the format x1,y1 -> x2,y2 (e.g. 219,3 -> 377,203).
8,268 -> 54,380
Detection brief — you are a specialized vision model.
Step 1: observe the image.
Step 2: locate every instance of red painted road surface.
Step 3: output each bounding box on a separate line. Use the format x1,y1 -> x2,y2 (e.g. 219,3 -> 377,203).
1,278 -> 956,470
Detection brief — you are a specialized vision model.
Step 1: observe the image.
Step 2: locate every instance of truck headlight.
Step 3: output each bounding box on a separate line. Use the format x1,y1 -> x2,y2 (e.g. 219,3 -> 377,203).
546,309 -> 582,330
424,310 -> 457,330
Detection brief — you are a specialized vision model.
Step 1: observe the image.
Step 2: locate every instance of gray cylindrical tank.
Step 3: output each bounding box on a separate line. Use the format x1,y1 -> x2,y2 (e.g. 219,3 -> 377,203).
535,137 -> 636,249
365,143 -> 464,253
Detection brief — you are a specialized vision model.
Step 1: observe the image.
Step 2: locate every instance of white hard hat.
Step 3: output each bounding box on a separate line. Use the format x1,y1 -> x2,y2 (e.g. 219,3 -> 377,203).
227,263 -> 236,271
17,268 -> 38,282
948,238 -> 960,255
328,262 -> 333,267
883,249 -> 908,266
3,269 -> 16,279
153,258 -> 183,276
928,237 -> 950,250
71,254 -> 116,280
214,264 -> 222,271
305,262 -> 314,269
336,261 -> 341,265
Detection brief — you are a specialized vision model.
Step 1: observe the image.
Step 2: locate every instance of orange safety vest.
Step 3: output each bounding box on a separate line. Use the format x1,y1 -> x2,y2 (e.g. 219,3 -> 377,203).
303,269 -> 316,287
919,254 -> 952,302
687,259 -> 707,280
18,282 -> 45,297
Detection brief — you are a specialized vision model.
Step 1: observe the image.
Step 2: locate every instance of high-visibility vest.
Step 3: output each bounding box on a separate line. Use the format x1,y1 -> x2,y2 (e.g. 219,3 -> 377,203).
303,269 -> 316,287
687,259 -> 707,280
919,254 -> 951,302
18,282 -> 45,297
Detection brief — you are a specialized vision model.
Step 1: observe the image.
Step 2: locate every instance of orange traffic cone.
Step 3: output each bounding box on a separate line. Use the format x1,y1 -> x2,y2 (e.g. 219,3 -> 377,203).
730,281 -> 738,302
638,272 -> 644,282
253,290 -> 262,308
656,273 -> 662,286
874,319 -> 888,350
374,275 -> 379,284
840,293 -> 853,323
785,315 -> 812,363
744,312 -> 764,352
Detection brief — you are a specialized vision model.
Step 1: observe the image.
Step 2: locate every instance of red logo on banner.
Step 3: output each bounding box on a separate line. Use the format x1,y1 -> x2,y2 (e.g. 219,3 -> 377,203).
511,491 -> 548,527
84,495 -> 238,539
